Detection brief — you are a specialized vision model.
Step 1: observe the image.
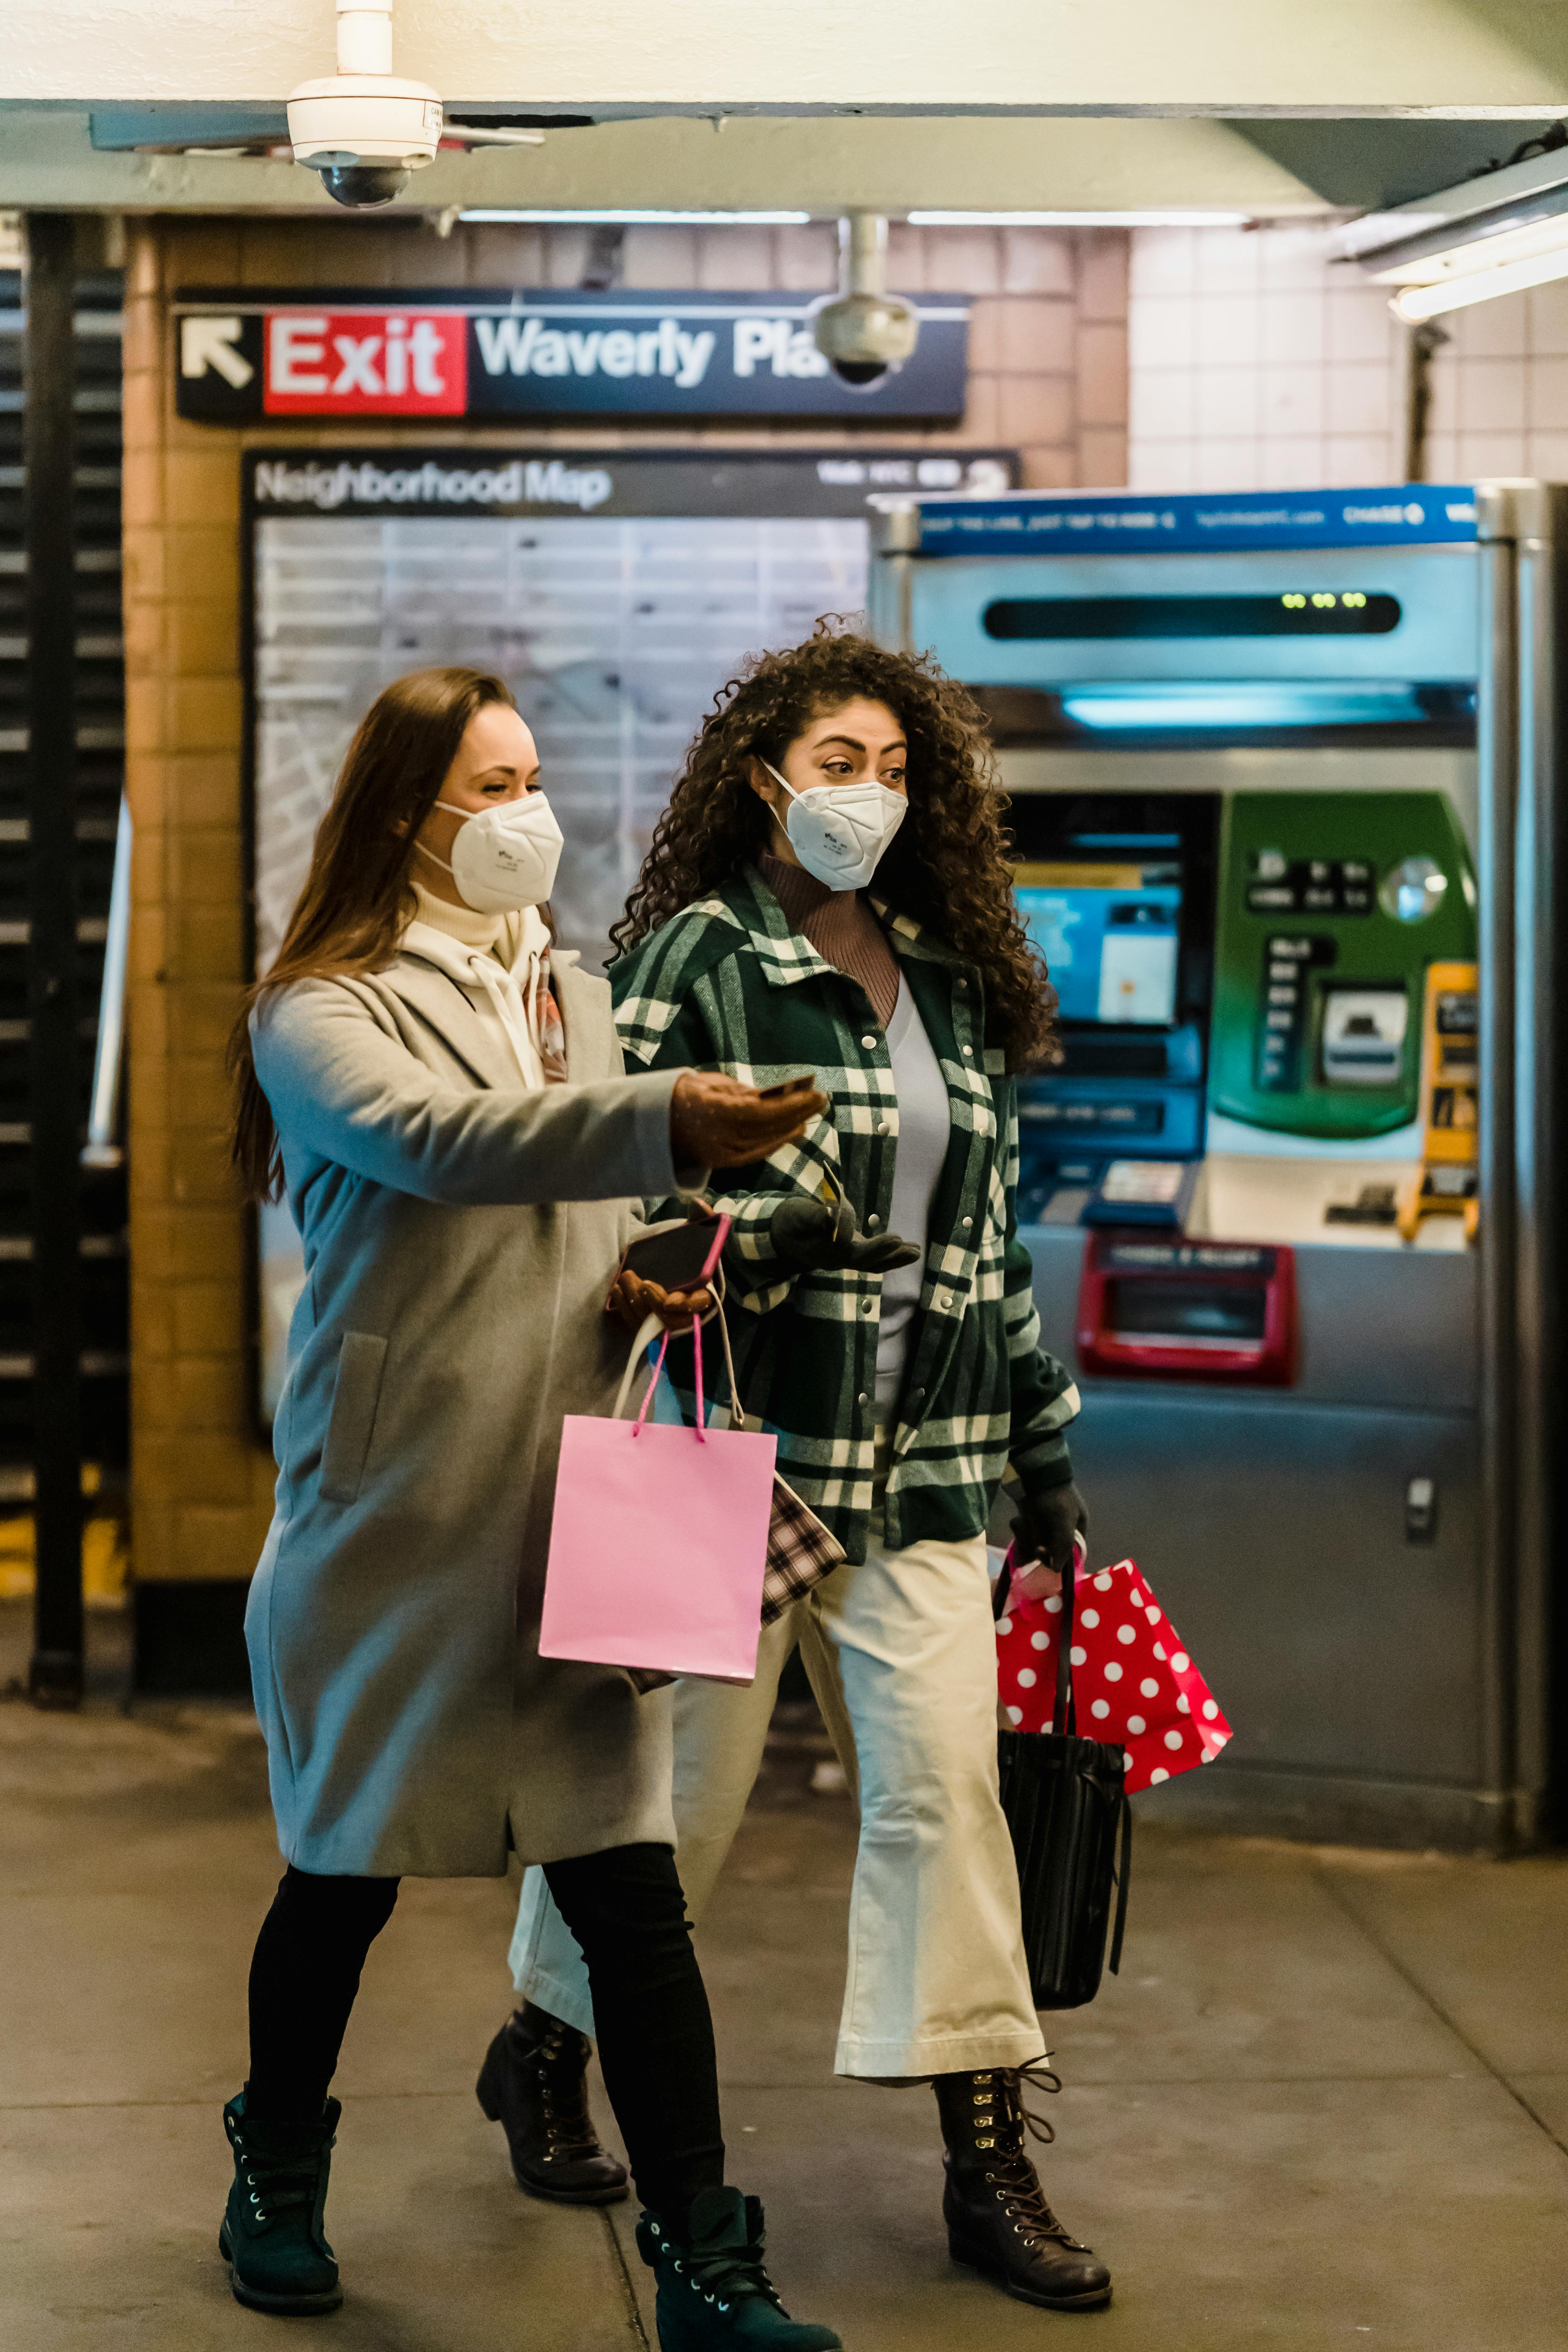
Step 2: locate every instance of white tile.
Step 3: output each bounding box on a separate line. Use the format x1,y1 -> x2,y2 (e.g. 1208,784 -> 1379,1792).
1525,429 -> 1568,480
1196,367 -> 1261,437
1325,362 -> 1392,436
1194,438 -> 1260,490
1129,294 -> 1196,371
1453,293 -> 1529,359
1324,434 -> 1398,485
1423,431 -> 1461,482
1326,285 -> 1395,366
1259,436 -> 1328,488
1129,227 -> 1196,297
1426,351 -> 1461,433
1260,362 -> 1326,437
1457,357 -> 1527,434
1458,429 -> 1532,477
1195,293 -> 1261,368
1527,279 -> 1568,355
1258,226 -> 1339,292
1129,439 -> 1196,491
1194,227 -> 1262,294
1526,355 -> 1568,429
1260,287 -> 1328,367
1130,366 -> 1196,441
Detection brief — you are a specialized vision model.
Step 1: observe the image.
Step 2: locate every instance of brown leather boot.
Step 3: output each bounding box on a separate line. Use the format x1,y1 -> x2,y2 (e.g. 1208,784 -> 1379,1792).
934,2063 -> 1112,2311
476,2004 -> 628,2205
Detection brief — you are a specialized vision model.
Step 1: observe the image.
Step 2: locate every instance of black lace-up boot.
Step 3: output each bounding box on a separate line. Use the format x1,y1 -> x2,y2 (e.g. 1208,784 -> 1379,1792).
934,2063 -> 1112,2311
219,2091 -> 343,2316
476,2003 -> 629,2204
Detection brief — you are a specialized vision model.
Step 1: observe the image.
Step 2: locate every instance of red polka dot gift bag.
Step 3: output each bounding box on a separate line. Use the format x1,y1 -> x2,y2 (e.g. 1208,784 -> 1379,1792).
996,1554 -> 1233,1795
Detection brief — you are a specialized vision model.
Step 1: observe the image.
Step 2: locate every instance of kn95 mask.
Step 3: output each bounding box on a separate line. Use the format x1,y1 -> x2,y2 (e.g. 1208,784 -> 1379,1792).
416,791 -> 564,914
763,760 -> 906,892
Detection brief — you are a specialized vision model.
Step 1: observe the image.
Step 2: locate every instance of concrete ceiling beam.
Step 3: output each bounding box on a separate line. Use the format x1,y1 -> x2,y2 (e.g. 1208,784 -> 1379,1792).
7,0 -> 1568,114
0,109 -> 1332,216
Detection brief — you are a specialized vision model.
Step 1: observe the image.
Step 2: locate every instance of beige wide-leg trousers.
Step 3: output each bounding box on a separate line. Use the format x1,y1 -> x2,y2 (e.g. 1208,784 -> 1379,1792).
509,1517 -> 1046,2080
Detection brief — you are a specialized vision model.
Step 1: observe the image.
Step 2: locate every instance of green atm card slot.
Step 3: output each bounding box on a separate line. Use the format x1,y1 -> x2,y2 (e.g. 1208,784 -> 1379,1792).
1212,791 -> 1476,1140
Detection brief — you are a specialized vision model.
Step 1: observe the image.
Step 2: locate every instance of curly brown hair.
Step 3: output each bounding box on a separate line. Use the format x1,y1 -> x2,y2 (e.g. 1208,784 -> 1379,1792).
613,621 -> 1055,1071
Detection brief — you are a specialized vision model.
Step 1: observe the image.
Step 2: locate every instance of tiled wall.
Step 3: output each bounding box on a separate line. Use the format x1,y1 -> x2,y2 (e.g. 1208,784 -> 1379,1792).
1129,222 -> 1568,493
1128,225 -> 1405,491
122,214 -> 1129,1587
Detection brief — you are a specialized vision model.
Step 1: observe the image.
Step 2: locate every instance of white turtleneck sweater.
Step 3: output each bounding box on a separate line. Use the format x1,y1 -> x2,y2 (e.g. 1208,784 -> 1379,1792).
400,883 -> 567,1089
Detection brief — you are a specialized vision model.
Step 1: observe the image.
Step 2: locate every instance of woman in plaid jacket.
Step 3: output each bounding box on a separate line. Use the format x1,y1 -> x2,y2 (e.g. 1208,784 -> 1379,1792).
495,626 -> 1112,2314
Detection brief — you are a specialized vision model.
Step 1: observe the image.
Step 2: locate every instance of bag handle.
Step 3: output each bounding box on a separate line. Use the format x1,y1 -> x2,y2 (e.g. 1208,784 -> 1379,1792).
1050,1540 -> 1078,1739
615,1273 -> 743,1445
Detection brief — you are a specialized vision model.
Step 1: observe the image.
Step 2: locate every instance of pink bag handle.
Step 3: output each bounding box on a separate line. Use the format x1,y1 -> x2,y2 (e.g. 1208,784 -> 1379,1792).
627,1267 -> 741,1445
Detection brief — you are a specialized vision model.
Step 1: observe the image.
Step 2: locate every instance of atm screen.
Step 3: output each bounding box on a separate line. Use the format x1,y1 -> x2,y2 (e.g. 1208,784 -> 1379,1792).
1015,861 -> 1182,1028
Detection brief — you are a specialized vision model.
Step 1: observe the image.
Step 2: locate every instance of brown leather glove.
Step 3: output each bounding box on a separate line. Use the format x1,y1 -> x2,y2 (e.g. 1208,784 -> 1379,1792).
669,1071 -> 827,1170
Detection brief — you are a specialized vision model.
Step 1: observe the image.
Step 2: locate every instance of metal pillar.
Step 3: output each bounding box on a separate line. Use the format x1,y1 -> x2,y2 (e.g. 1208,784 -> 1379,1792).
24,215 -> 84,1709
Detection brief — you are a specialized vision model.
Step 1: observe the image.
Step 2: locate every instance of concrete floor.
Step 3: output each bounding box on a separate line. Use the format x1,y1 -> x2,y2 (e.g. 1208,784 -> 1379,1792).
4,1599 -> 1568,2352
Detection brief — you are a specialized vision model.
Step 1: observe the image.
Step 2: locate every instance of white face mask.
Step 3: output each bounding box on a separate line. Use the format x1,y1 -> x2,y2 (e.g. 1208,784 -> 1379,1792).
416,791 -> 564,914
763,760 -> 907,893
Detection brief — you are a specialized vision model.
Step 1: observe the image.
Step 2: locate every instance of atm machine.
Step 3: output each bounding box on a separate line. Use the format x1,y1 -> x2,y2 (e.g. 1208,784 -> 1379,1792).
871,484 -> 1567,1851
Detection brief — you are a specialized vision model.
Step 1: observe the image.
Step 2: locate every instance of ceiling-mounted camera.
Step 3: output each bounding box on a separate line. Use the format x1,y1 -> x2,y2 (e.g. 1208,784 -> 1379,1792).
287,0 -> 541,209
811,215 -> 920,386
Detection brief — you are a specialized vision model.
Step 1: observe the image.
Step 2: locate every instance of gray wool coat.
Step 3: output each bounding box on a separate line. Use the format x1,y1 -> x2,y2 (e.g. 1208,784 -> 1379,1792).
246,946 -> 688,1878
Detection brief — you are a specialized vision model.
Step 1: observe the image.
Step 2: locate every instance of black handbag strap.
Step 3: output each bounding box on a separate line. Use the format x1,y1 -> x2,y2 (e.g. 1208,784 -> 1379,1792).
1051,1544 -> 1077,1739
1108,1788 -> 1132,1976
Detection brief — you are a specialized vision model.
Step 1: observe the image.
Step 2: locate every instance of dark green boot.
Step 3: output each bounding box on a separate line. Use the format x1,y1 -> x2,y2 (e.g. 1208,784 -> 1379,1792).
637,2187 -> 841,2352
218,2091 -> 343,2316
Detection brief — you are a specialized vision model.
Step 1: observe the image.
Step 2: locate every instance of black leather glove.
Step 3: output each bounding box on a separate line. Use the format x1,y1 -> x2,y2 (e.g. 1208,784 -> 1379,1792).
1011,1480 -> 1088,1578
770,1194 -> 922,1274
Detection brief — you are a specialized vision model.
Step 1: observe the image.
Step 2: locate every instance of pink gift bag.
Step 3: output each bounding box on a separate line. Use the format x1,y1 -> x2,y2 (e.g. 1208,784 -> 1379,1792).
540,1311 -> 777,1686
996,1554 -> 1233,1794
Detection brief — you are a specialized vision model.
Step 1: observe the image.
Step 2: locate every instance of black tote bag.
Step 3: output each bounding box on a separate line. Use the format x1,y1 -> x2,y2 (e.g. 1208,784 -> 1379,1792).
994,1551 -> 1131,2011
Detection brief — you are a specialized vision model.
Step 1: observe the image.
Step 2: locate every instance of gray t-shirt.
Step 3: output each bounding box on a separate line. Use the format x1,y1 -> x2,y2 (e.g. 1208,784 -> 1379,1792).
875,977 -> 952,1411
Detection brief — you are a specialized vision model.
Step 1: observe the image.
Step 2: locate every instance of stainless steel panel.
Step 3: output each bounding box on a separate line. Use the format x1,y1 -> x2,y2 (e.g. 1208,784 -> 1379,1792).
906,544 -> 1480,688
1025,1228 -> 1479,1413
1060,1389 -> 1483,1789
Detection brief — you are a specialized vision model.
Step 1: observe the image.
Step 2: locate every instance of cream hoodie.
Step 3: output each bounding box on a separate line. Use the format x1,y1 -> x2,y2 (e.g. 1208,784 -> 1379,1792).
400,884 -> 568,1089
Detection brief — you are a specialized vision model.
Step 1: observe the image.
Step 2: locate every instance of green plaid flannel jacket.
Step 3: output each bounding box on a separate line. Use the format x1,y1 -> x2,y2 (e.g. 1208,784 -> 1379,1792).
610,864 -> 1080,1562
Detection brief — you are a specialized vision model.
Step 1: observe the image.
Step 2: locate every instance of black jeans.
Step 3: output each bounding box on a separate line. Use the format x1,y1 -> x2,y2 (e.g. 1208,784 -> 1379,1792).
246,1843 -> 724,2229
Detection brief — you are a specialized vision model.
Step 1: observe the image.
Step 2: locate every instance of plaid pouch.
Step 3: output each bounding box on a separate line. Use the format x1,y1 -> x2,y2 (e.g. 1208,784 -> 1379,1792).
625,1469 -> 845,1696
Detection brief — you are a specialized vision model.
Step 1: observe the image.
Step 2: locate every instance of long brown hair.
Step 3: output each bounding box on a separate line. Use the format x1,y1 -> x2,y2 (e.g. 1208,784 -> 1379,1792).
228,665 -> 516,1202
613,621 -> 1055,1071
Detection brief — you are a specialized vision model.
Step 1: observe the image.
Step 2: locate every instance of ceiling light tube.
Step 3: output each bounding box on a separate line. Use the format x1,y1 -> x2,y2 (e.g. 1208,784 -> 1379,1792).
907,209 -> 1250,228
456,207 -> 810,226
1389,241 -> 1568,322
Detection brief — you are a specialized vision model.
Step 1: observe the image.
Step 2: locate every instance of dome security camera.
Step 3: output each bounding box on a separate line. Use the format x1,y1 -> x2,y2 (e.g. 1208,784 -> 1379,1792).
811,216 -> 920,386
287,5 -> 441,208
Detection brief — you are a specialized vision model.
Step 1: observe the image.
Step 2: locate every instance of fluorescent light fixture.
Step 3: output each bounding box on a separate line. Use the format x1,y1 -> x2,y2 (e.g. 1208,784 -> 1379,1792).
907,210 -> 1250,229
1059,682 -> 1428,732
457,208 -> 810,226
1389,243 -> 1568,322
1352,147 -> 1568,320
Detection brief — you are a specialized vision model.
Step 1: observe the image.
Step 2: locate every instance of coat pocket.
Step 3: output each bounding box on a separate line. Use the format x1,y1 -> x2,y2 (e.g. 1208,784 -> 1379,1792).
320,1331 -> 388,1505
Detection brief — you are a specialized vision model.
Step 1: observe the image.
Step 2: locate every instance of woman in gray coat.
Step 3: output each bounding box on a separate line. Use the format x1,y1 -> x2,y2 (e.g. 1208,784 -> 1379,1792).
222,664 -> 837,2352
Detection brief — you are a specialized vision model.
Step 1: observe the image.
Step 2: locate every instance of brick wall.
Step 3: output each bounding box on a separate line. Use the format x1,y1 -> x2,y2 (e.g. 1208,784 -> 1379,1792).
121,212 -> 1129,1587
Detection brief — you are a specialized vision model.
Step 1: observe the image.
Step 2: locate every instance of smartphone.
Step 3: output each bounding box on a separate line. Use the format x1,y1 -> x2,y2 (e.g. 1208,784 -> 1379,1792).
757,1068 -> 821,1100
620,1213 -> 731,1292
